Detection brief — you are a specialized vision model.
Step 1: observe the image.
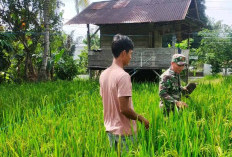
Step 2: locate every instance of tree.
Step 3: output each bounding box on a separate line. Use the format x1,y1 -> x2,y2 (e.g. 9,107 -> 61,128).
197,21 -> 232,75
0,28 -> 14,83
77,34 -> 100,74
54,32 -> 79,80
38,0 -> 50,81
0,0 -> 63,81
175,38 -> 194,50
74,0 -> 89,14
196,0 -> 208,27
191,0 -> 211,49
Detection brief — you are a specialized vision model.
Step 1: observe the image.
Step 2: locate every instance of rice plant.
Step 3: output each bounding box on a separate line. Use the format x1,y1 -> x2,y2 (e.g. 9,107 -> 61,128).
0,76 -> 231,156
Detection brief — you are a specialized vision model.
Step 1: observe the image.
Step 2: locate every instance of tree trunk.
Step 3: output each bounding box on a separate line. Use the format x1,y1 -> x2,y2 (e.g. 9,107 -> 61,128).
38,0 -> 50,81
225,67 -> 228,76
50,66 -> 54,80
24,53 -> 28,80
24,51 -> 36,81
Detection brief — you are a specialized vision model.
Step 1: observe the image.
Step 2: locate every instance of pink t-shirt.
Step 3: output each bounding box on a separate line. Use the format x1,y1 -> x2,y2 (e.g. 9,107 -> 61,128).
99,64 -> 137,135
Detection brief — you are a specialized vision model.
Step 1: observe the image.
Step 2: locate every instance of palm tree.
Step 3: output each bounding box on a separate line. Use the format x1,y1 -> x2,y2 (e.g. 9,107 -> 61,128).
75,0 -> 89,14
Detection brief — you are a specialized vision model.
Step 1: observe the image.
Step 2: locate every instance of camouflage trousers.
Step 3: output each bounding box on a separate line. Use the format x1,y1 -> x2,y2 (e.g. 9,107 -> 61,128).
160,101 -> 176,116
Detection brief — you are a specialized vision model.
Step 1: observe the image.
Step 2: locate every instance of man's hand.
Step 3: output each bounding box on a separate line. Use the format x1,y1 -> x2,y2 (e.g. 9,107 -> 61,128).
138,115 -> 149,129
176,101 -> 188,108
119,96 -> 149,129
182,86 -> 189,97
183,86 -> 188,92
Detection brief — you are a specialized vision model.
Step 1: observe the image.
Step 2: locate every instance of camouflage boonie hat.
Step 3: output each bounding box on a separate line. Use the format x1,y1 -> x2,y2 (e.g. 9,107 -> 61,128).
172,54 -> 186,66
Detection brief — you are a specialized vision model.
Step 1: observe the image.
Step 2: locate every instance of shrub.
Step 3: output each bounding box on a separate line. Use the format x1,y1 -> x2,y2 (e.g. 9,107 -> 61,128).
54,55 -> 78,80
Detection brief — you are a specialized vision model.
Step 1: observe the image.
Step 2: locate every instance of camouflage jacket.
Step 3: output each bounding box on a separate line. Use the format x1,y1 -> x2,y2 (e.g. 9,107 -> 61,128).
159,68 -> 185,108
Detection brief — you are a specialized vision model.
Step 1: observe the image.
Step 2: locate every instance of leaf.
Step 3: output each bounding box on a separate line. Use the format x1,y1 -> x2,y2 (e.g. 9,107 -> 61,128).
54,49 -> 65,63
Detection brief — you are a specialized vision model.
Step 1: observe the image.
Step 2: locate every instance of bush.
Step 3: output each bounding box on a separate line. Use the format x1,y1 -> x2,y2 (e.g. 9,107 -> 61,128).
54,55 -> 78,80
77,50 -> 88,74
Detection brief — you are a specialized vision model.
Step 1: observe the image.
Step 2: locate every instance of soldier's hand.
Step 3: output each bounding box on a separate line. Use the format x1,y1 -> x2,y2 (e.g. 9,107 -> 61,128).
176,101 -> 188,108
183,86 -> 188,92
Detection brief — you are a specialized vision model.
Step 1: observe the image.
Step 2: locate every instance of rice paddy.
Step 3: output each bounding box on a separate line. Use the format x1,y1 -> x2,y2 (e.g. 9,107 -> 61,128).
0,76 -> 231,156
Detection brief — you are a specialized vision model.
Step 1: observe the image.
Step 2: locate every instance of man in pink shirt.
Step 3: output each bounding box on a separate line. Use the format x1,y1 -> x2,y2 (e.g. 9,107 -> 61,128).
100,34 -> 149,151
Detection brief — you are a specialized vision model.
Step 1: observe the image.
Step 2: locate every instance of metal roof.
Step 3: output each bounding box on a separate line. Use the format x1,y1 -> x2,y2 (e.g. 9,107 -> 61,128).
66,0 -> 192,25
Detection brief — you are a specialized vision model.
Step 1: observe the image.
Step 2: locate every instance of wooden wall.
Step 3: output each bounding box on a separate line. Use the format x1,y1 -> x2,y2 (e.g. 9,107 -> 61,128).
99,23 -> 183,49
100,23 -> 152,48
88,48 -> 188,70
90,22 -> 190,70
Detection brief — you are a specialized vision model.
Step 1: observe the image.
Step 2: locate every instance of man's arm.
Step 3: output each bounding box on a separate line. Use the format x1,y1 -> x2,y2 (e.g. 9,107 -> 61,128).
119,96 -> 149,129
159,77 -> 188,108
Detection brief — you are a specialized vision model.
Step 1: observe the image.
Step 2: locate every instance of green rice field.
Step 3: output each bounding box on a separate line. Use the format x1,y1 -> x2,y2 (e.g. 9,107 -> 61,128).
0,76 -> 231,156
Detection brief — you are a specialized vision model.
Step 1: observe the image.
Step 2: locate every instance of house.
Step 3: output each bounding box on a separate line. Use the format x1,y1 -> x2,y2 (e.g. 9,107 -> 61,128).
66,0 -> 203,81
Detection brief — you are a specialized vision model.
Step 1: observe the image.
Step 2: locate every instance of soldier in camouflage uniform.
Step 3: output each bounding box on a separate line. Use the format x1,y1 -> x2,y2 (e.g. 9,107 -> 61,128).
159,54 -> 188,116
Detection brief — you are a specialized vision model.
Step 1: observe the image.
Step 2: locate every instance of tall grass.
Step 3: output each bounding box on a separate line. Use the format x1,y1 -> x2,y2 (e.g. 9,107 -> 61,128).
0,77 -> 231,156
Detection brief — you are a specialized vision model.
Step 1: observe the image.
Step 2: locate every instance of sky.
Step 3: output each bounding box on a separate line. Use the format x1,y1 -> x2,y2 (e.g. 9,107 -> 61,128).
205,0 -> 232,25
61,0 -> 232,41
62,0 -> 100,40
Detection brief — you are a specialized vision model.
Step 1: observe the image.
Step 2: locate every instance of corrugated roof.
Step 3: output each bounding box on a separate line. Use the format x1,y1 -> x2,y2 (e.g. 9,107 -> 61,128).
66,0 -> 192,25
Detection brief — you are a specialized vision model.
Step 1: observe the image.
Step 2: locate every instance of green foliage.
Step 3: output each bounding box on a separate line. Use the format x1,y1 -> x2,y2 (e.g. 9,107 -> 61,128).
54,55 -> 78,80
76,34 -> 100,74
0,0 -> 63,81
196,0 -> 208,26
0,32 -> 14,72
0,50 -> 11,72
175,38 -> 194,50
0,77 -> 232,156
197,22 -> 232,74
190,0 -> 211,49
77,48 -> 88,74
54,32 -> 79,80
0,32 -> 15,83
83,34 -> 100,50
